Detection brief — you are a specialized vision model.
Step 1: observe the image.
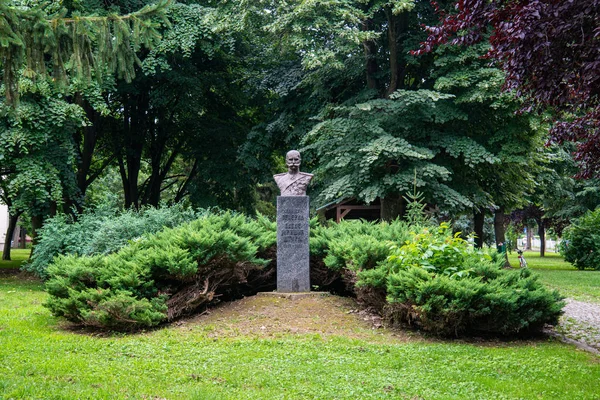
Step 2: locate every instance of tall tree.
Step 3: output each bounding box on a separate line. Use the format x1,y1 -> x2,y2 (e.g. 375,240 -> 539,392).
0,77 -> 85,249
252,0 -> 541,222
416,0 -> 600,178
0,0 -> 167,248
109,1 -> 266,210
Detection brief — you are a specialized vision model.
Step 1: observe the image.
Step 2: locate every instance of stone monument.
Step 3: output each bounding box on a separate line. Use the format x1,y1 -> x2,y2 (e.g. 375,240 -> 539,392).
274,150 -> 313,292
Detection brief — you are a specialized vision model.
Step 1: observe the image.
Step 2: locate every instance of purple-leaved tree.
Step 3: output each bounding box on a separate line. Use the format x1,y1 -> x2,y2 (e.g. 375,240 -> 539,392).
413,0 -> 600,178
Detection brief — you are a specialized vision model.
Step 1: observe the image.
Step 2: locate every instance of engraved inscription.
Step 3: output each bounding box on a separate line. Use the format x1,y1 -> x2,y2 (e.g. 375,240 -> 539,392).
279,209 -> 307,246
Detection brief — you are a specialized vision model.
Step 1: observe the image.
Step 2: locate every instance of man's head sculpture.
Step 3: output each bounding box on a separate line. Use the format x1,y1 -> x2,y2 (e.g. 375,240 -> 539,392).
286,150 -> 301,173
273,150 -> 314,196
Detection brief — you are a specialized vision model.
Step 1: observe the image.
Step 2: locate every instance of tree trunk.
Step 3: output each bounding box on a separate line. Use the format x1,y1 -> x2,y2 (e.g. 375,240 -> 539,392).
538,220 -> 546,257
385,8 -> 399,98
30,214 -> 44,256
526,225 -> 533,250
494,206 -> 510,267
174,159 -> 198,203
473,210 -> 485,249
76,100 -> 99,199
362,20 -> 378,91
380,195 -> 406,221
18,226 -> 26,249
125,135 -> 143,210
144,140 -> 180,207
2,212 -> 20,261
493,207 -> 505,246
119,92 -> 148,209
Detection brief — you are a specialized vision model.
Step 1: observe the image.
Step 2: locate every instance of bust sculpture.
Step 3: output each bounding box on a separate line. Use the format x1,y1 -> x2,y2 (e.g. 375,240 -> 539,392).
274,150 -> 313,196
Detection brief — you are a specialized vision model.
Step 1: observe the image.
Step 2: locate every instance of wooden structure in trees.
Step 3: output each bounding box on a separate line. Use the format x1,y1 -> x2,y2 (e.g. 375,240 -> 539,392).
317,198 -> 381,222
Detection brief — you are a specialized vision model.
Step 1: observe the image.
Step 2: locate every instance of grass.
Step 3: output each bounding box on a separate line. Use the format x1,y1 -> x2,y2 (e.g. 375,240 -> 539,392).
2,249 -> 600,398
1,276 -> 600,399
0,248 -> 30,269
507,251 -> 600,303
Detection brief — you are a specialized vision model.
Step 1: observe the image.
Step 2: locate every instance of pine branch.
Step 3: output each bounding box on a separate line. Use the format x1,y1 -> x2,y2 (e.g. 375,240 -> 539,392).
0,0 -> 171,104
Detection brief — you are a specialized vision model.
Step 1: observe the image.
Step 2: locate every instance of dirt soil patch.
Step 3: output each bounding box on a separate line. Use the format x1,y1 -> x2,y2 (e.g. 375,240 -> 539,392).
178,293 -> 416,343
0,268 -> 39,281
0,268 -> 21,277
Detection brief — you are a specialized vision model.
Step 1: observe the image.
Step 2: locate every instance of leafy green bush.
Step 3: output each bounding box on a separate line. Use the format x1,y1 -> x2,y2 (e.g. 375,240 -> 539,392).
44,212 -> 276,329
561,208 -> 600,270
358,223 -> 564,336
26,203 -> 202,278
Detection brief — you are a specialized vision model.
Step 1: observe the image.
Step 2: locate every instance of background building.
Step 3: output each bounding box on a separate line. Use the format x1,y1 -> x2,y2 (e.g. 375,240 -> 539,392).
0,204 -> 8,249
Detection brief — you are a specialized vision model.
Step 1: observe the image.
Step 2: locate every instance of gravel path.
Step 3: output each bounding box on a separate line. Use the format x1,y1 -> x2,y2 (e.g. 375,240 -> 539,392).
553,298 -> 600,354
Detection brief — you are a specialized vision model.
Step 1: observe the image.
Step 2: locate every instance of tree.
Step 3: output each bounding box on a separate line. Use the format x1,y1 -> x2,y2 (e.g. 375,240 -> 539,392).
510,144 -> 600,257
415,0 -> 600,178
302,90 -> 475,216
426,41 -> 542,251
0,177 -> 21,260
0,0 -> 168,251
1,0 -> 263,221
248,1 -> 475,218
241,0 -> 543,224
0,77 -> 86,253
108,1 -> 266,210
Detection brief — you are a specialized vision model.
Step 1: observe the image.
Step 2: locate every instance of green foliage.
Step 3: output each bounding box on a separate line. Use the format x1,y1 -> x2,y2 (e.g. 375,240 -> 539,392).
25,203 -> 201,278
384,265 -> 564,336
0,0 -> 168,103
387,223 -> 484,279
43,211 -> 276,329
561,208 -> 600,270
403,171 -> 430,226
43,212 -> 563,336
0,76 -> 86,217
311,219 -> 413,272
357,222 -> 564,336
311,219 -> 561,336
302,90 -> 477,210
430,43 -> 543,211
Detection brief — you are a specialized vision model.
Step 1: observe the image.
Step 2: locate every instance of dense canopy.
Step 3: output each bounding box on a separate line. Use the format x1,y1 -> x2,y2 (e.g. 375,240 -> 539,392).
0,0 -> 599,260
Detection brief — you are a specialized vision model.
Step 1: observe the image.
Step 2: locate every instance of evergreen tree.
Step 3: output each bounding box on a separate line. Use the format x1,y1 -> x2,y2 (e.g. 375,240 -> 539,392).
0,0 -> 169,103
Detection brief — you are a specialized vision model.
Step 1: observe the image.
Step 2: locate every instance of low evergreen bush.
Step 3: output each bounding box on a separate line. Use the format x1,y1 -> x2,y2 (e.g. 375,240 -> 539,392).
561,208 -> 600,270
358,223 -> 564,336
26,203 -> 202,278
309,219 -> 413,297
311,219 -> 413,271
44,212 -> 276,329
44,214 -> 563,335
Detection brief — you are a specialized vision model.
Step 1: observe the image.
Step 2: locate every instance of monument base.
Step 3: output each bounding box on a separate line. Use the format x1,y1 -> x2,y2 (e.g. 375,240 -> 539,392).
257,292 -> 329,300
276,196 -> 310,292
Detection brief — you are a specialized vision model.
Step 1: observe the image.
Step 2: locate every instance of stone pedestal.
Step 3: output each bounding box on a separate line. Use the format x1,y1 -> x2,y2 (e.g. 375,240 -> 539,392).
276,196 -> 310,292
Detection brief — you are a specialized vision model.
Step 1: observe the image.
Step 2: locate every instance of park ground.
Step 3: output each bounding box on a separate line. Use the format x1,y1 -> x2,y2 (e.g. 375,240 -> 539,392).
1,250 -> 599,399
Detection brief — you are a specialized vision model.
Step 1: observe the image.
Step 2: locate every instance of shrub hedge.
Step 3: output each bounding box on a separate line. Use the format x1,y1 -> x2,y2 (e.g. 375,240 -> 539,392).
357,223 -> 564,336
26,203 -> 202,278
43,215 -> 564,335
561,208 -> 600,270
44,212 -> 276,329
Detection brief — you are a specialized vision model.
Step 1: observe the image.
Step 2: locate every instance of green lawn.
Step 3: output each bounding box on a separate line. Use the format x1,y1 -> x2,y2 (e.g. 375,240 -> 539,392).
507,252 -> 600,303
1,275 -> 600,399
0,249 -> 31,269
2,250 -> 600,398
